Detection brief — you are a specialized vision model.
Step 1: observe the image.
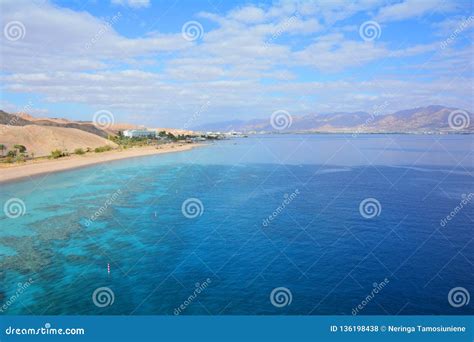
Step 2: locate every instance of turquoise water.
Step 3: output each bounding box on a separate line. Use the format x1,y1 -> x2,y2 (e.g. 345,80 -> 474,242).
0,134 -> 473,315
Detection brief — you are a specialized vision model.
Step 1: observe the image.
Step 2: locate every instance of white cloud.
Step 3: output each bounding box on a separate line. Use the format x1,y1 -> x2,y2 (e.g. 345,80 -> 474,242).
229,6 -> 267,23
0,0 -> 185,73
0,0 -> 471,126
111,0 -> 150,9
376,0 -> 457,22
293,33 -> 389,71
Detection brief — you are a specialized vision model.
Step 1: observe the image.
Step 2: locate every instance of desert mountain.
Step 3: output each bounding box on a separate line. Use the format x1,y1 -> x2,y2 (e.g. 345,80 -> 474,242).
0,124 -> 117,157
0,110 -> 108,138
194,105 -> 473,133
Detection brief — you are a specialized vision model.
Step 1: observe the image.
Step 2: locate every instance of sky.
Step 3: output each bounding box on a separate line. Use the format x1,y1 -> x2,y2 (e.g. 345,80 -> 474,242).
0,0 -> 473,128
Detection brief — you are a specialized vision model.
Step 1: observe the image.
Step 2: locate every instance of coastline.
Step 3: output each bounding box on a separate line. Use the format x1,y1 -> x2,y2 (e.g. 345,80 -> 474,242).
0,143 -> 204,184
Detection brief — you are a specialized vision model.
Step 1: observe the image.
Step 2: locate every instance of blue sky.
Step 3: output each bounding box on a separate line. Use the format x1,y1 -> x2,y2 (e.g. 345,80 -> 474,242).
1,0 -> 473,127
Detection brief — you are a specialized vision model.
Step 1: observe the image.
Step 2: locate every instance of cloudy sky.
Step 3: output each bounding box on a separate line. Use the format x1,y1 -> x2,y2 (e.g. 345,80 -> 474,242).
1,0 -> 473,127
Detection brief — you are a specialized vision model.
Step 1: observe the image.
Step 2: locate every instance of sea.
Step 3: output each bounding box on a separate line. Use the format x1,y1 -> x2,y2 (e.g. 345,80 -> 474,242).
0,134 -> 473,315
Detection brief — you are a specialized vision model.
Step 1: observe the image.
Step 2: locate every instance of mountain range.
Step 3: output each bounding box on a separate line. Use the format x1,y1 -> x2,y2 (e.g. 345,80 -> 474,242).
193,105 -> 473,133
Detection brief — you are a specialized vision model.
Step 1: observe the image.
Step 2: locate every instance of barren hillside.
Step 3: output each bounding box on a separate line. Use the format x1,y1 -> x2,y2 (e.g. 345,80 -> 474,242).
0,125 -> 117,157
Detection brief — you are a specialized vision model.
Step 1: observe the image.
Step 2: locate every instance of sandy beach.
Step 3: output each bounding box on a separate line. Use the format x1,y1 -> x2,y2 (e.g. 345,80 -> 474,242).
0,143 -> 203,184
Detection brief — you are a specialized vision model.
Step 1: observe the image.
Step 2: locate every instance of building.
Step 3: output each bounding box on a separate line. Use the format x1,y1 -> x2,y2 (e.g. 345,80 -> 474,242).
122,129 -> 156,138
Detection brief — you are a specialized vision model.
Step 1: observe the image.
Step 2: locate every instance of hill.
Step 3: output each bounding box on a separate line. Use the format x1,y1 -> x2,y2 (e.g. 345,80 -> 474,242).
0,110 -> 108,138
193,105 -> 473,133
0,124 -> 117,157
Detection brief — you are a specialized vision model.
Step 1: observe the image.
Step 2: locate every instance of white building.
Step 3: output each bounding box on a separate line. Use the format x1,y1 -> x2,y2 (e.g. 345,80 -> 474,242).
122,129 -> 156,138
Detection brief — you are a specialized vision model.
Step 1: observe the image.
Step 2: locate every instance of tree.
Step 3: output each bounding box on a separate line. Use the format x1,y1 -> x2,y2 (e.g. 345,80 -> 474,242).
167,132 -> 177,141
0,144 -> 5,156
13,144 -> 27,153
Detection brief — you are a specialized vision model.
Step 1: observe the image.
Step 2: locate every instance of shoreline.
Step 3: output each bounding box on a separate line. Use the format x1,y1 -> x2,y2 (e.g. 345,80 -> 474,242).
0,143 -> 204,184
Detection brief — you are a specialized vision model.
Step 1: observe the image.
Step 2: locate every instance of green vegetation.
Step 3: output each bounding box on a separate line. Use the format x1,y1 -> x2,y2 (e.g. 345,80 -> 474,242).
157,131 -> 191,141
74,148 -> 85,155
94,145 -> 113,153
13,144 -> 27,153
109,130 -> 204,148
110,135 -> 155,147
15,154 -> 26,162
0,144 -> 29,163
50,149 -> 68,159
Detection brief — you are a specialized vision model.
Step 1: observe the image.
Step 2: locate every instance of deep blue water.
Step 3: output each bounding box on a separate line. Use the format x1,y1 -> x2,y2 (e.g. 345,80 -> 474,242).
0,134 -> 473,315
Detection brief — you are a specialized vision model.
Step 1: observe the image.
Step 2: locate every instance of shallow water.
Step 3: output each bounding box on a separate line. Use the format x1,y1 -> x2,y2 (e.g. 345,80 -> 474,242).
1,134 -> 473,315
